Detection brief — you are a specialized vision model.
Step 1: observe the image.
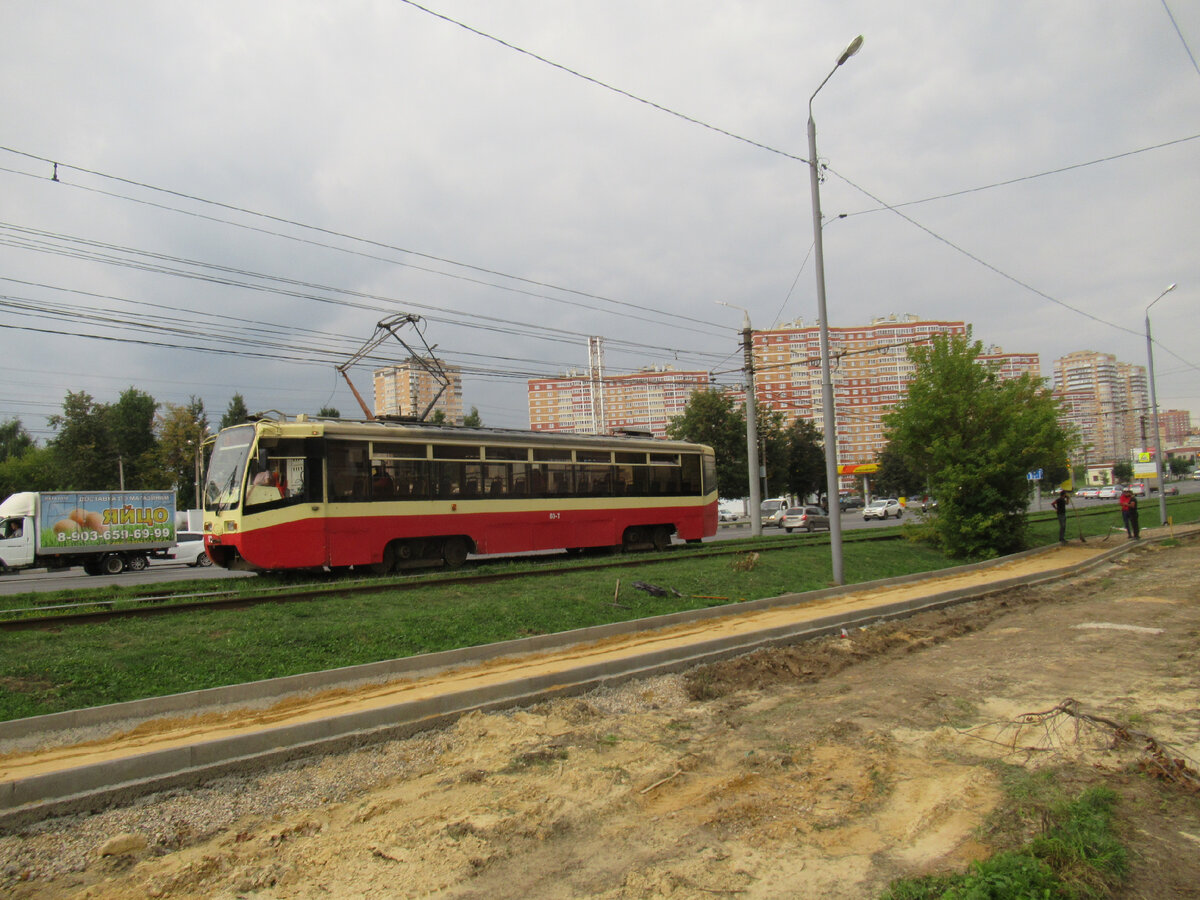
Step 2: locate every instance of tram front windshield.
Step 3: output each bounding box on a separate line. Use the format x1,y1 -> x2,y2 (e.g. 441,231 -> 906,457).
204,425 -> 255,511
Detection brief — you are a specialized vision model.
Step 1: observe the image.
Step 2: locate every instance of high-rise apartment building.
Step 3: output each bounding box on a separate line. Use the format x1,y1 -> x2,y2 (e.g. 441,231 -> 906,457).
1052,351 -> 1148,463
528,367 -> 710,437
1159,409 -> 1192,449
752,315 -> 1039,465
373,358 -> 463,424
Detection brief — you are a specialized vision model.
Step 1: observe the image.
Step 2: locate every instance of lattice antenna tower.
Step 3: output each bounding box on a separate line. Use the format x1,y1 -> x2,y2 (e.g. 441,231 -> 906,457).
587,336 -> 607,435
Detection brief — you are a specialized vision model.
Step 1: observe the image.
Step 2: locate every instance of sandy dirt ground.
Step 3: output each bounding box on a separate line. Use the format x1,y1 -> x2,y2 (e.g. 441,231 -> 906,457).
3,537 -> 1200,898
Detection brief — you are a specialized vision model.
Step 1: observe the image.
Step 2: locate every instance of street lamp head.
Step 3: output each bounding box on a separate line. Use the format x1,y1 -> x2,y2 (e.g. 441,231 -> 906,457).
837,35 -> 864,66
1147,282 -> 1179,314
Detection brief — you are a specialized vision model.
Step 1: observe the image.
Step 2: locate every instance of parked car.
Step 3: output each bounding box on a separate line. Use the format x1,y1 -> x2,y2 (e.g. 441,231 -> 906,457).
1128,483 -> 1146,497
838,496 -> 865,512
1076,488 -> 1099,499
170,531 -> 212,567
717,500 -> 745,522
782,506 -> 830,533
1164,484 -> 1180,495
863,498 -> 902,520
1096,485 -> 1120,500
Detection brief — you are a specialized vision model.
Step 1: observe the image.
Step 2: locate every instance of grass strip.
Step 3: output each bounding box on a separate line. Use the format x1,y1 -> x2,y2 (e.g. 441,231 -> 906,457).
880,773 -> 1127,899
1,496 -> 1196,722
0,538 -> 948,721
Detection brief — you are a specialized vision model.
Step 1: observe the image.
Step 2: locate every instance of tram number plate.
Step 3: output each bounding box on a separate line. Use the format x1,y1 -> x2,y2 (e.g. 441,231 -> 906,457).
549,512 -> 560,520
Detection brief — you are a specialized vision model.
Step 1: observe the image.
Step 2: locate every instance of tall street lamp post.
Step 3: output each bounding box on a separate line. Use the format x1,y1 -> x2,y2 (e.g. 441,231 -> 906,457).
808,35 -> 863,586
1145,282 -> 1176,525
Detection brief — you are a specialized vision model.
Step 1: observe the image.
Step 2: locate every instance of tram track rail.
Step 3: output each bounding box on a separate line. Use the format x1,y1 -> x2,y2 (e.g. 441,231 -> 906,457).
0,530 -> 902,631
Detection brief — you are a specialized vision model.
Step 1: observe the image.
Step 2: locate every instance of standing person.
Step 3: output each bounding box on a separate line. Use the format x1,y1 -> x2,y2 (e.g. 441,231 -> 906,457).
1051,490 -> 1069,543
1120,487 -> 1140,539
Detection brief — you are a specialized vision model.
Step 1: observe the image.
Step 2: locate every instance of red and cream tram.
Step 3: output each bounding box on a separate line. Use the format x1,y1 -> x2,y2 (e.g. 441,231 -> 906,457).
201,414 -> 718,572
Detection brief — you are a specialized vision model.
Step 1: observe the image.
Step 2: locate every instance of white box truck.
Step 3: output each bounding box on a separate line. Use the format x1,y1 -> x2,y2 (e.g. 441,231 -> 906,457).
0,490 -> 177,575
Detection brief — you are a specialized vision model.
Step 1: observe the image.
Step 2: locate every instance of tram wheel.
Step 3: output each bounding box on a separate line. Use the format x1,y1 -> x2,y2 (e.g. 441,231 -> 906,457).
371,544 -> 396,575
442,537 -> 469,569
651,526 -> 672,552
622,528 -> 644,552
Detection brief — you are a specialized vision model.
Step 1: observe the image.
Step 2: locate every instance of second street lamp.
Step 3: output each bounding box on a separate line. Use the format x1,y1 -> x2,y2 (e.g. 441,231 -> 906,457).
1145,282 -> 1177,526
808,34 -> 863,586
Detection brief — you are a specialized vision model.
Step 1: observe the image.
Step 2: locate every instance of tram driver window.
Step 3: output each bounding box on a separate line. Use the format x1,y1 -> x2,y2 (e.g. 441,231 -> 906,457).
246,442 -> 309,509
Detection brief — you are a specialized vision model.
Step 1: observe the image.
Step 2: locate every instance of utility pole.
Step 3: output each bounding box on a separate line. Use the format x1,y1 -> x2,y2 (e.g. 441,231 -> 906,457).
743,318 -> 763,535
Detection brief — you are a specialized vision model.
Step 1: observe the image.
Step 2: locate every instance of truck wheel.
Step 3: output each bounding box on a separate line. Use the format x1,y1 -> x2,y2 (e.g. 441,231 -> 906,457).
102,554 -> 126,575
126,554 -> 148,571
83,560 -> 103,576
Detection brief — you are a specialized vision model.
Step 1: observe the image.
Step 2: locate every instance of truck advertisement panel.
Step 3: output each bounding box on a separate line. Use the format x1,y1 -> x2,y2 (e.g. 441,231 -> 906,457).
39,492 -> 177,552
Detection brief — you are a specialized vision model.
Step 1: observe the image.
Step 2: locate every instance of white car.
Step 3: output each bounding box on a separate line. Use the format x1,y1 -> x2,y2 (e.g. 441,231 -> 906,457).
760,498 -> 789,527
863,498 -> 902,520
1096,485 -> 1120,500
171,531 -> 212,567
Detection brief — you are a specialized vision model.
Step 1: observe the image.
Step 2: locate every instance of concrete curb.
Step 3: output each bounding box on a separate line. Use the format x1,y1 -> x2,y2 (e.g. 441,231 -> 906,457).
0,533 -> 1180,828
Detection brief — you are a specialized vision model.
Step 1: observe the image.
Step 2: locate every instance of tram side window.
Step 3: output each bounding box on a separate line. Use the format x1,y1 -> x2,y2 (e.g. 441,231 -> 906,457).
327,441 -> 370,502
577,464 -> 613,496
680,454 -> 702,495
511,462 -> 530,497
646,463 -> 683,496
390,459 -> 430,499
703,454 -> 717,495
484,463 -> 510,497
530,463 -> 574,497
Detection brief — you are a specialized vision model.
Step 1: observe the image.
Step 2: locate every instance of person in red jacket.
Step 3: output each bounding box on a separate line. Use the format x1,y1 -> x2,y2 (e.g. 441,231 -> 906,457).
1119,488 -> 1140,539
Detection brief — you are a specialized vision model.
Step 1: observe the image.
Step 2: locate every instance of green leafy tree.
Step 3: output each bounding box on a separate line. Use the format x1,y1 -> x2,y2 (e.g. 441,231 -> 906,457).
1111,460 -> 1134,483
0,444 -> 57,497
107,388 -> 159,487
463,406 -> 482,427
667,390 -> 748,499
47,391 -> 117,490
0,419 -> 34,463
874,441 -> 925,500
157,397 -> 210,508
1167,454 -> 1192,476
755,406 -> 792,500
428,409 -> 447,424
221,393 -> 251,429
317,406 -> 340,418
883,334 -> 1075,558
785,417 -> 826,503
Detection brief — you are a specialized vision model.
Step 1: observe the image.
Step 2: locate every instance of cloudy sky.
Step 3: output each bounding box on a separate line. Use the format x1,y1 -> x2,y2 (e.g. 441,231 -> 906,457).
2,1 -> 1198,443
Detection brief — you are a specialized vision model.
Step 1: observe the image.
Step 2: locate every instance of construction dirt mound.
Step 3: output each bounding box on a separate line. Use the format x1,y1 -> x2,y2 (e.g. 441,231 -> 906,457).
3,539 -> 1200,898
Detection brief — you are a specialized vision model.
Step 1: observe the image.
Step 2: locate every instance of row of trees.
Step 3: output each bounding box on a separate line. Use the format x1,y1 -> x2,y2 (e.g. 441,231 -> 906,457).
668,334 -> 1077,559
0,391 -> 292,508
0,392 -> 485,509
666,390 -> 827,505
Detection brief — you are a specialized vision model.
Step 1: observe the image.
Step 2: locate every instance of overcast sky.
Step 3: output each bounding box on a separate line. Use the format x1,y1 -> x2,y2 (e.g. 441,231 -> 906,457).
3,1 -> 1198,444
